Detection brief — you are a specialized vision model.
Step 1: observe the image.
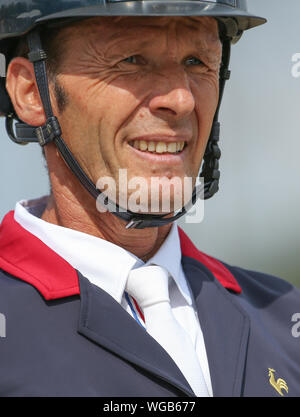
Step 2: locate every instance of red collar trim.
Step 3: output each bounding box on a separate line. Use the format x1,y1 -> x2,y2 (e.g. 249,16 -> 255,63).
0,211 -> 241,300
0,211 -> 80,300
178,227 -> 242,294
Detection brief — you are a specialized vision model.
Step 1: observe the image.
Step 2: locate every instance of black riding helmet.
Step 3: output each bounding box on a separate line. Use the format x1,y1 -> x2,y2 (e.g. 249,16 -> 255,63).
0,0 -> 266,229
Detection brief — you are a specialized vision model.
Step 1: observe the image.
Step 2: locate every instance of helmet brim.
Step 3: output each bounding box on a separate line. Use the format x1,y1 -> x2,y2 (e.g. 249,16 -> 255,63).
36,2 -> 266,32
0,1 -> 266,42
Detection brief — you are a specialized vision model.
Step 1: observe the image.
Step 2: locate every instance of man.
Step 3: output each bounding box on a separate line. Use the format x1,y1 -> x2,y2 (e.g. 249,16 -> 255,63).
0,0 -> 299,397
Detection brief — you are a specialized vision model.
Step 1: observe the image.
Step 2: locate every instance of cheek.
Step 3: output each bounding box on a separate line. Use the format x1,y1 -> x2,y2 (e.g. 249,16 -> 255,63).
53,77 -> 108,179
187,78 -> 219,174
193,76 -> 219,142
194,76 -> 219,123
57,75 -> 142,179
70,74 -> 141,133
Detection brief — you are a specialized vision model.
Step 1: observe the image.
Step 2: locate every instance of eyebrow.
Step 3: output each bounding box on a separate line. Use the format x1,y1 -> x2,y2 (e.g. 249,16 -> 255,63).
102,27 -> 221,65
194,44 -> 222,64
107,34 -> 219,51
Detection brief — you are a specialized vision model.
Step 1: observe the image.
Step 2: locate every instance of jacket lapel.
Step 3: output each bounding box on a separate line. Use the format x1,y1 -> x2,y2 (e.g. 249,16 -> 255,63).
77,272 -> 195,397
182,257 -> 250,397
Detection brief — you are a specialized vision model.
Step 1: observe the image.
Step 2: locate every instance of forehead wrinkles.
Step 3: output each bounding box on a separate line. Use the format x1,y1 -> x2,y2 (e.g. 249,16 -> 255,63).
111,16 -> 219,45
57,16 -> 221,68
60,16 -> 219,46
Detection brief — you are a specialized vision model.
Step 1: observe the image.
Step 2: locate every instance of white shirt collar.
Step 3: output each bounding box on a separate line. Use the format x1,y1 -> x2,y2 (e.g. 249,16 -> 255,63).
144,221 -> 192,305
14,196 -> 192,305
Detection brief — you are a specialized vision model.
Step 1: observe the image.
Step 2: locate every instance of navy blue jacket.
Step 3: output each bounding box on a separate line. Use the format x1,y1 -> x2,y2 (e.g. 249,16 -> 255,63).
0,211 -> 299,397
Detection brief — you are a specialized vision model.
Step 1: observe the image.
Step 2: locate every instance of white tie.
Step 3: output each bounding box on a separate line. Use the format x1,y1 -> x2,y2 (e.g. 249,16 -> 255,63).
126,265 -> 209,397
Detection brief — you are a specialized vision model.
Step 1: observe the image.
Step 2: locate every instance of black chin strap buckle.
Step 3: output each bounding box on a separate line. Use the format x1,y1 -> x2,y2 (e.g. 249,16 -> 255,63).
201,121 -> 222,200
35,116 -> 61,146
125,219 -> 144,230
28,49 -> 47,63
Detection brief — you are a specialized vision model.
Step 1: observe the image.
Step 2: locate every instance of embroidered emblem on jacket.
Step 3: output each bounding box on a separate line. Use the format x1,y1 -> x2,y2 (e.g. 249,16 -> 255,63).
268,368 -> 288,396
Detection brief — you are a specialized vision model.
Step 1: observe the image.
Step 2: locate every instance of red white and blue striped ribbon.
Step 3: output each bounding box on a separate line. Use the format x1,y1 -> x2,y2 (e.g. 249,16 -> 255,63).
125,292 -> 146,329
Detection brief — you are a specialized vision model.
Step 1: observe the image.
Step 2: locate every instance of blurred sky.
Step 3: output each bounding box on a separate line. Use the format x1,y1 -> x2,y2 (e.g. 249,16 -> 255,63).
0,0 -> 299,287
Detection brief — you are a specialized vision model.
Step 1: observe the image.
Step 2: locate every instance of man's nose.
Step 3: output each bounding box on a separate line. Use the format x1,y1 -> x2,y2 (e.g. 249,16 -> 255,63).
148,71 -> 196,121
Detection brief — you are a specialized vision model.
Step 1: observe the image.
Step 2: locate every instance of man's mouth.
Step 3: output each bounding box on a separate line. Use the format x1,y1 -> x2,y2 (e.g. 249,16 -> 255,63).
128,140 -> 186,154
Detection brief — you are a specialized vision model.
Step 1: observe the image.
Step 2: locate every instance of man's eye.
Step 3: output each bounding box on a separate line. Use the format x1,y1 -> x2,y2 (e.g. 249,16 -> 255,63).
123,56 -> 138,64
185,57 -> 204,66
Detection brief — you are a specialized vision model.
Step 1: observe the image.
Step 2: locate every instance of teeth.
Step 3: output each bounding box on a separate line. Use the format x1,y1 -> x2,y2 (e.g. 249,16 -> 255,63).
156,142 -> 167,153
131,140 -> 185,154
139,140 -> 148,151
148,141 -> 155,152
167,143 -> 177,153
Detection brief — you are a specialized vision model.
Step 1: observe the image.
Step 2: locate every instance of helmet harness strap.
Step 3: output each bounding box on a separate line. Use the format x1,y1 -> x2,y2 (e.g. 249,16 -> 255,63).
6,28 -> 231,230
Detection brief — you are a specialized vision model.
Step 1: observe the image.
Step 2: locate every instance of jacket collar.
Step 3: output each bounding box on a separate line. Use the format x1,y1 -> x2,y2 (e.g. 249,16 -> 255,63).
0,211 -> 241,299
178,227 -> 241,294
0,211 -> 79,299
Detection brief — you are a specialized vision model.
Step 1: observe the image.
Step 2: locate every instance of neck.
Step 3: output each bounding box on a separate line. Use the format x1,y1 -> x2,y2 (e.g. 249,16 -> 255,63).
42,146 -> 172,261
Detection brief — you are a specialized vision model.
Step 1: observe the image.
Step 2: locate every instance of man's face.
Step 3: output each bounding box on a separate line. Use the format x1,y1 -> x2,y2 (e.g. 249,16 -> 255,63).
52,16 -> 222,213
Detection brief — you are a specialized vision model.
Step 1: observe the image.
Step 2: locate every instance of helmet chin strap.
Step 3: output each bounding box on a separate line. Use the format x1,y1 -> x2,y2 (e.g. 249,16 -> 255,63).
6,29 -> 231,230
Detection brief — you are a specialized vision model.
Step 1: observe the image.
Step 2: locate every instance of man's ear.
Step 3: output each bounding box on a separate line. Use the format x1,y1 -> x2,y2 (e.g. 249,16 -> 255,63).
6,57 -> 46,126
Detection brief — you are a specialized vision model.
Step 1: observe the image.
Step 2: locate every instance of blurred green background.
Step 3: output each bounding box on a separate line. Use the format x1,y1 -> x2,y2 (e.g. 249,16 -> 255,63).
0,0 -> 299,287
